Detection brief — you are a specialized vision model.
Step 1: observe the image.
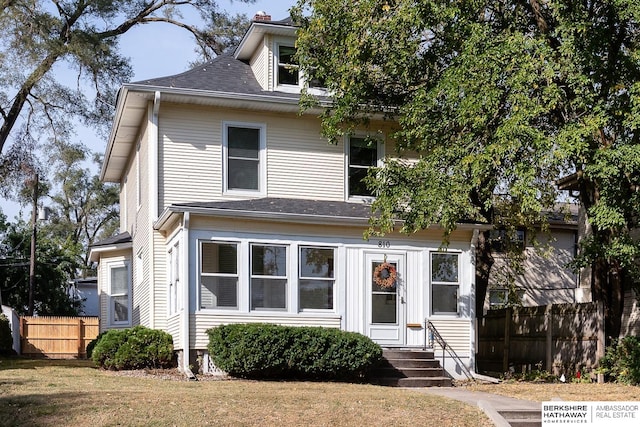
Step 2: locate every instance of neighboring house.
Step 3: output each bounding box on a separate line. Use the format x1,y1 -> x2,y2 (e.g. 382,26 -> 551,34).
69,277 -> 100,317
90,14 -> 489,378
485,204 -> 589,310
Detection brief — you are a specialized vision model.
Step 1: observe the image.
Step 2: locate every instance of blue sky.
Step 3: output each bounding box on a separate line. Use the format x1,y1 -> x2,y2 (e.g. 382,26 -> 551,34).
2,1 -> 295,220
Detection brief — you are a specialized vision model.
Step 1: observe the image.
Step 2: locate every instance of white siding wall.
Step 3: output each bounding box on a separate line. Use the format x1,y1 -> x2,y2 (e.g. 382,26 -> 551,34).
250,39 -> 268,90
152,230 -> 167,330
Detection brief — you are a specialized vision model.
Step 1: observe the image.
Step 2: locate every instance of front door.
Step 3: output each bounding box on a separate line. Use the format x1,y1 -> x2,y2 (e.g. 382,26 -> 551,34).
365,252 -> 405,346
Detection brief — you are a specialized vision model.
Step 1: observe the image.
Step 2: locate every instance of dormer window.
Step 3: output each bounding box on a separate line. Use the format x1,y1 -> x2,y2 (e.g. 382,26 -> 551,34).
277,45 -> 299,86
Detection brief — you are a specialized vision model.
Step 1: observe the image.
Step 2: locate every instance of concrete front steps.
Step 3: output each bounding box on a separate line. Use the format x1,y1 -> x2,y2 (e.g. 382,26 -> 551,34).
369,349 -> 452,387
497,409 -> 542,427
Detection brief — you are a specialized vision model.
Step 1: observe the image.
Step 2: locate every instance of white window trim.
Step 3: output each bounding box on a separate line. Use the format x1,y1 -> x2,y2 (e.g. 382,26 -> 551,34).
298,245 -> 336,312
199,240 -> 240,311
222,121 -> 267,196
345,134 -> 384,202
107,260 -> 131,327
430,251 -> 461,316
273,41 -> 329,96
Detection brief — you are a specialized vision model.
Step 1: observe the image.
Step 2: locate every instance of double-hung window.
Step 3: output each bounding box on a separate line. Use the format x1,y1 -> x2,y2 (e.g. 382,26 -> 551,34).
347,136 -> 381,199
277,44 -> 299,86
431,253 -> 460,315
109,262 -> 131,326
223,122 -> 265,194
251,244 -> 288,310
299,247 -> 335,310
200,242 -> 239,309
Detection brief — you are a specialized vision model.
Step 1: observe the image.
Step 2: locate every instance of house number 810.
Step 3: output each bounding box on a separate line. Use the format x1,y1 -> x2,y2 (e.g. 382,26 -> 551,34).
378,241 -> 391,248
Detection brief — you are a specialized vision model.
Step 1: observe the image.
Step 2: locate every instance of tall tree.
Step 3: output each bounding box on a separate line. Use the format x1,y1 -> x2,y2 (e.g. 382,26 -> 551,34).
45,140 -> 119,278
0,213 -> 81,315
293,0 -> 640,341
0,0 -> 254,157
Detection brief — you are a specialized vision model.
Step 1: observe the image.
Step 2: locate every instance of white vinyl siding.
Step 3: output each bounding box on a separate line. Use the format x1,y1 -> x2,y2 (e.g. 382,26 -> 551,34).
159,105 -> 347,208
428,318 -> 473,356
250,39 -> 269,90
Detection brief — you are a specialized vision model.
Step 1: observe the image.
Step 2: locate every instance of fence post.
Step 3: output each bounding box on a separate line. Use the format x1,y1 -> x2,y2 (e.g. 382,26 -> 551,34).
546,304 -> 553,373
19,317 -> 26,355
503,307 -> 512,372
596,301 -> 605,384
77,318 -> 83,358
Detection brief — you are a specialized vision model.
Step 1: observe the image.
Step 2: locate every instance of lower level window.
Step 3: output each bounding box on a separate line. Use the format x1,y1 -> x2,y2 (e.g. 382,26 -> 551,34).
200,242 -> 238,309
299,247 -> 335,309
431,253 -> 459,314
251,244 -> 287,310
109,262 -> 130,325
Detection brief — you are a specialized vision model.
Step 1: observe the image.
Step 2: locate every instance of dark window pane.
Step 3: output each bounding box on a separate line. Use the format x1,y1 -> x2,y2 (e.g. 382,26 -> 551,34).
371,294 -> 396,323
113,296 -> 129,322
201,276 -> 238,308
228,127 -> 259,158
252,245 -> 287,276
300,247 -> 334,278
299,279 -> 333,309
349,167 -> 373,197
251,278 -> 287,309
227,159 -> 259,190
432,284 -> 458,313
202,243 -> 237,274
349,138 -> 377,166
278,65 -> 299,85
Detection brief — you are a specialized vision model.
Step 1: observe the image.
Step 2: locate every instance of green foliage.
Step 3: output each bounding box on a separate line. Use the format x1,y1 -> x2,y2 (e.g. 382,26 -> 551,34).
207,324 -> 382,380
86,331 -> 108,360
0,314 -> 13,355
0,214 -> 81,316
294,0 -> 640,336
599,336 -> 640,385
91,326 -> 175,370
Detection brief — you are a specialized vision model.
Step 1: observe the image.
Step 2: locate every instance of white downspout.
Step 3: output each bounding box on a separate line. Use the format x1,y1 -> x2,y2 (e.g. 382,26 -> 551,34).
148,91 -> 160,329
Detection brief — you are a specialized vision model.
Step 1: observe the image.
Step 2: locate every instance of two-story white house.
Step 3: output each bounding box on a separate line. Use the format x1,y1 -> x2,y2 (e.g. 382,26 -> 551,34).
91,15 -> 490,378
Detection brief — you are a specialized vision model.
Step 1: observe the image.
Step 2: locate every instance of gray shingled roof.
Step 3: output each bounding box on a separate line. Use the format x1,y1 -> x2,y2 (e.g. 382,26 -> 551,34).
133,53 -> 287,96
91,231 -> 132,247
172,198 -> 376,220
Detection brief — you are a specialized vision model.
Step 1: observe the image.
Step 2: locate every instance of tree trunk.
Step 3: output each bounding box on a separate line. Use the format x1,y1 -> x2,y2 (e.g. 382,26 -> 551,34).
475,230 -> 495,319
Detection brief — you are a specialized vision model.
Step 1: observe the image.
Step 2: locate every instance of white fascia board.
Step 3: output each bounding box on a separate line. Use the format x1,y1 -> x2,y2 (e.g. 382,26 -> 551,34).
100,87 -> 130,181
88,241 -> 133,263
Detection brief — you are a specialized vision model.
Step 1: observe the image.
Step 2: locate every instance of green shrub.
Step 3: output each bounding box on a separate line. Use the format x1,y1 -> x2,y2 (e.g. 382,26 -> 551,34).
86,331 -> 108,360
207,323 -> 382,381
599,336 -> 640,385
0,314 -> 13,355
91,326 -> 175,370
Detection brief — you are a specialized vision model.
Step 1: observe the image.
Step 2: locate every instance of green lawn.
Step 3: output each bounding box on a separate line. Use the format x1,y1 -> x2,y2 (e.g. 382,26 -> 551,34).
0,358 -> 492,427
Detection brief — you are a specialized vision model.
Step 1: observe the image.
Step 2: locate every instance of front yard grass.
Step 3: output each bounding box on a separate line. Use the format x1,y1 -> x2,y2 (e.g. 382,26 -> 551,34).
0,358 -> 491,427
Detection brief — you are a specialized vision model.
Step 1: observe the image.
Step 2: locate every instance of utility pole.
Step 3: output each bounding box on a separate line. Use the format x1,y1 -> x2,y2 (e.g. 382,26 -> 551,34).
28,173 -> 38,316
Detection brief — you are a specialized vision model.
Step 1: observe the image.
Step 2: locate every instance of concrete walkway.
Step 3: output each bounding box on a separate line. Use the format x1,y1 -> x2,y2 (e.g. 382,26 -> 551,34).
413,388 -> 542,426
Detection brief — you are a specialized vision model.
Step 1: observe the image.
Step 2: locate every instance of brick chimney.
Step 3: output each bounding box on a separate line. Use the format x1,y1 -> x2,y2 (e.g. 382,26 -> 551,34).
253,11 -> 271,22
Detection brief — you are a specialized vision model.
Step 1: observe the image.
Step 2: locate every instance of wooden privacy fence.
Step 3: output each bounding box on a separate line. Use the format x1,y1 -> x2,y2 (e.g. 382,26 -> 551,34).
477,302 -> 605,377
20,316 -> 99,359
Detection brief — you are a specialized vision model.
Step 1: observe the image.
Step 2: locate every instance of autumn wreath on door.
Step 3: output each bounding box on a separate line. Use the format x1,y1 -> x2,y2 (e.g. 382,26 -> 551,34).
373,262 -> 397,289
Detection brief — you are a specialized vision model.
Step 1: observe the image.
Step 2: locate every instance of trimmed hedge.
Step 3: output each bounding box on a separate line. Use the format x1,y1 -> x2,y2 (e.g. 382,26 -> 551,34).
207,323 -> 382,380
86,331 -> 108,360
599,336 -> 640,385
91,326 -> 175,370
0,314 -> 13,355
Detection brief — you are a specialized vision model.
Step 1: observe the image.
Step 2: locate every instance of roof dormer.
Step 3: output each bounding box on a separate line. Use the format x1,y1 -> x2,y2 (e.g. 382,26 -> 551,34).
234,14 -> 325,95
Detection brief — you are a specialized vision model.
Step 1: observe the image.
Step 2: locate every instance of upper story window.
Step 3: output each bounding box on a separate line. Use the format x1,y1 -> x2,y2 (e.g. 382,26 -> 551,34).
489,229 -> 526,252
347,136 -> 382,199
277,45 -> 299,86
223,122 -> 266,194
